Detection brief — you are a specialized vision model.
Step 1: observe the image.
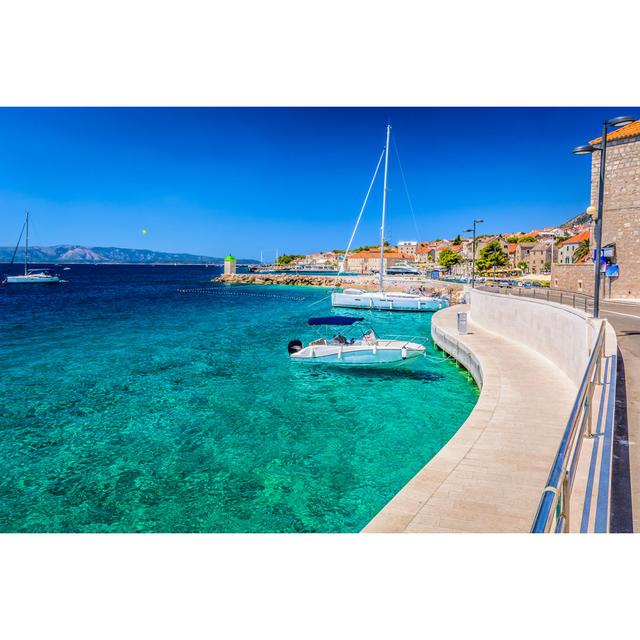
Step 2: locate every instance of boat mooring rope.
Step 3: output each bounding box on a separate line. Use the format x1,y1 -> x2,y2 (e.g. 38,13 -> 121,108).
177,288 -> 308,301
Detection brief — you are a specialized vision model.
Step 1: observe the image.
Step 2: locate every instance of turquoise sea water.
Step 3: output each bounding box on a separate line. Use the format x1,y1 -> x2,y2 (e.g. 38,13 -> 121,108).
0,265 -> 478,532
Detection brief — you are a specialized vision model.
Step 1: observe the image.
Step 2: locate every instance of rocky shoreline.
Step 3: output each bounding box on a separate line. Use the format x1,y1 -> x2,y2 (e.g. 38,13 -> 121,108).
212,272 -> 465,302
213,273 -> 353,287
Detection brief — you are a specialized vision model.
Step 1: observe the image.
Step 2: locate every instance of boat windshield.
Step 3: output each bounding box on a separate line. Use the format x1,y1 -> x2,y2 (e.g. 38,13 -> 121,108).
319,325 -> 376,345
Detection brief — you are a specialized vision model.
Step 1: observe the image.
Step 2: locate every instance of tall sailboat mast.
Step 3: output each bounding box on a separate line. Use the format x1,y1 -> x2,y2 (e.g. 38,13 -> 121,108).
378,124 -> 391,291
24,211 -> 29,276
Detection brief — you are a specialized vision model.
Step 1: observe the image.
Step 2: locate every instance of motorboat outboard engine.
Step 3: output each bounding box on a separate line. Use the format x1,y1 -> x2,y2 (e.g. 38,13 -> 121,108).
288,339 -> 303,355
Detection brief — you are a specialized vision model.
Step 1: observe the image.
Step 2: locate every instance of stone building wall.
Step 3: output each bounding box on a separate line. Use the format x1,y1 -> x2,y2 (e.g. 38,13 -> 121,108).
528,243 -> 552,274
590,135 -> 640,299
550,263 -> 594,295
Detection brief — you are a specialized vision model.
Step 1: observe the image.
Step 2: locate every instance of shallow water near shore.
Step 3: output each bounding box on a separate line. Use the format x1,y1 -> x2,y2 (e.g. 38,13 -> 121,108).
0,264 -> 478,532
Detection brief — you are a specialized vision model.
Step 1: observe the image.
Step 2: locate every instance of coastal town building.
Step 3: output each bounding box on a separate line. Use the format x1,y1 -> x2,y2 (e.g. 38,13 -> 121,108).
558,230 -> 590,264
301,252 -> 339,268
476,235 -> 509,259
514,242 -> 535,270
507,243 -> 517,268
397,241 -> 418,255
552,118 -> 640,298
415,247 -> 433,265
345,249 -> 414,273
528,242 -> 553,273
513,239 -> 554,274
590,120 -> 640,299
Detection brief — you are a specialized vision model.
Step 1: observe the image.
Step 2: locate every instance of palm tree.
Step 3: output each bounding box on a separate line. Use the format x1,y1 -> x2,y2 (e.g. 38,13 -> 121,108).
573,239 -> 590,262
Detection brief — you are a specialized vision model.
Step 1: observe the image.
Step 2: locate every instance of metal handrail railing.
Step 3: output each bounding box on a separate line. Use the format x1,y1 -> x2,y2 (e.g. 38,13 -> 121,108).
478,284 -> 595,313
530,322 -> 606,533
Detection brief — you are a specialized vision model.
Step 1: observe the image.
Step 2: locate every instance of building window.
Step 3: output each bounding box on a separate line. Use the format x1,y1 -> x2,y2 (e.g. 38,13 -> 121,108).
554,278 -> 559,287
578,280 -> 583,292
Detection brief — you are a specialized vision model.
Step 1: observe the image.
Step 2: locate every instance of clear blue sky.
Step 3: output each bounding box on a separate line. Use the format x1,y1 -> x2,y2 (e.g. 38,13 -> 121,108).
0,107 -> 635,259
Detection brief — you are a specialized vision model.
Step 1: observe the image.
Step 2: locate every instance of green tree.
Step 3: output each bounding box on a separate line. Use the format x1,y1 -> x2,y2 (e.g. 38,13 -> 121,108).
518,235 -> 536,243
516,261 -> 528,272
544,261 -> 551,272
438,248 -> 462,270
506,235 -> 520,243
276,254 -> 304,265
452,234 -> 462,244
476,240 -> 508,272
573,239 -> 590,262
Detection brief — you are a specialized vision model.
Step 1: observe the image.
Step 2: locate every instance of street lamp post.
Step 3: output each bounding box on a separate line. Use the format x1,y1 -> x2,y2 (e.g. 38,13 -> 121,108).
464,219 -> 484,288
572,115 -> 636,318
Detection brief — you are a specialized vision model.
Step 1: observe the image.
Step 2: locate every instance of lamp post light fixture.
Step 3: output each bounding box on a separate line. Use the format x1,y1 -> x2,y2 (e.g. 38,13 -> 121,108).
464,219 -> 484,288
572,115 -> 636,318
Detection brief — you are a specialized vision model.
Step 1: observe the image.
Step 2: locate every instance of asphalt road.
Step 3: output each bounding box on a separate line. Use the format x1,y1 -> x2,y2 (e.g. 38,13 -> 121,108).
601,300 -> 640,532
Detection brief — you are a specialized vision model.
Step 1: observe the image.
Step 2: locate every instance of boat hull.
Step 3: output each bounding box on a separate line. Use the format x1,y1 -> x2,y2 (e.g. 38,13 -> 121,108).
290,341 -> 425,367
4,275 -> 60,284
331,291 -> 447,312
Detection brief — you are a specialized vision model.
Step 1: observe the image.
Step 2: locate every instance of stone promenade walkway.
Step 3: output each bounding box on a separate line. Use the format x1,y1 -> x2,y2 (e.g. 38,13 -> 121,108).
364,304 -> 578,533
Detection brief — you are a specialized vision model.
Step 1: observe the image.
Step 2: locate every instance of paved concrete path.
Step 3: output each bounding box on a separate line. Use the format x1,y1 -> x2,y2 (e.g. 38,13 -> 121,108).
364,304 -> 577,533
601,300 -> 640,532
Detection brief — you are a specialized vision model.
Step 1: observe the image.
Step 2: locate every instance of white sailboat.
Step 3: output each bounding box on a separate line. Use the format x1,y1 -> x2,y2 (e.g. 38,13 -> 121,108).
2,212 -> 60,284
331,125 -> 447,312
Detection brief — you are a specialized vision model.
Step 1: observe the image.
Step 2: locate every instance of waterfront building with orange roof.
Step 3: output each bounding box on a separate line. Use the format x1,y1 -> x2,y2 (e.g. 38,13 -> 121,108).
345,249 -> 415,274
558,230 -> 591,265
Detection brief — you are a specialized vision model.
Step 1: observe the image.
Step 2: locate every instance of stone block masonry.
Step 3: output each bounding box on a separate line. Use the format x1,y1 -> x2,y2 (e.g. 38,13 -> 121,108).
551,263 -> 594,296
590,136 -> 640,299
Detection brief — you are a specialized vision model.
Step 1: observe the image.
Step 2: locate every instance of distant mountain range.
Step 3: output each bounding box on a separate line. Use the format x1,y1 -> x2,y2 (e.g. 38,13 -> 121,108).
0,245 -> 259,264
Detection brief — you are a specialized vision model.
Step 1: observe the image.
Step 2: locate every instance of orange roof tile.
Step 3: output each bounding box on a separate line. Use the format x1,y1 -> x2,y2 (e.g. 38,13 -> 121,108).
348,251 -> 383,258
590,119 -> 640,144
348,251 -> 413,259
508,243 -> 517,254
563,230 -> 590,245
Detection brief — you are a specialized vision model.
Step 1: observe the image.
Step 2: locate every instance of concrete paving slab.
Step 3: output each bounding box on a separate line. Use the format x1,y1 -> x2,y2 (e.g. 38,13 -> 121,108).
364,303 -> 577,533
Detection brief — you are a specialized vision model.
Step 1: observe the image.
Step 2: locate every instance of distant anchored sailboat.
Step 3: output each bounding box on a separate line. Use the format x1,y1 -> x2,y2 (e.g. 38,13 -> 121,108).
331,125 -> 447,312
2,212 -> 61,284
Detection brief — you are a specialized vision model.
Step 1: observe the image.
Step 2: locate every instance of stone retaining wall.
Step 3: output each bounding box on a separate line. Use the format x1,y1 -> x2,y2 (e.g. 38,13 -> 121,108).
469,288 -> 598,385
431,322 -> 483,387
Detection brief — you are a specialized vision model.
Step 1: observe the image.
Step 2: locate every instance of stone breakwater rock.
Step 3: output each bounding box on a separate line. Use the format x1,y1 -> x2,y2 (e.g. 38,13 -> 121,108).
212,273 -> 349,287
211,273 -> 461,299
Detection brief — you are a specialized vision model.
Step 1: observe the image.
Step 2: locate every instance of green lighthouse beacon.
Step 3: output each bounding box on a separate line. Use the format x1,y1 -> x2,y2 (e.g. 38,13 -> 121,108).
224,254 -> 237,275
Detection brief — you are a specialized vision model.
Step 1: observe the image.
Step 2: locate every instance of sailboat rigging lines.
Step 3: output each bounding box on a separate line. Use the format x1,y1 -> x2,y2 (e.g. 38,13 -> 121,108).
331,125 -> 447,313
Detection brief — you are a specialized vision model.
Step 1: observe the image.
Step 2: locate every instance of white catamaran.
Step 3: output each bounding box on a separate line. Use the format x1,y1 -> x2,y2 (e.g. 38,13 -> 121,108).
331,125 -> 447,312
2,212 -> 61,284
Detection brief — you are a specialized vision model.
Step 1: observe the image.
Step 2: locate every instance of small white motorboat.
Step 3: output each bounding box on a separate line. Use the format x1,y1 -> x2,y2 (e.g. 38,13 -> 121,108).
288,316 -> 426,367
